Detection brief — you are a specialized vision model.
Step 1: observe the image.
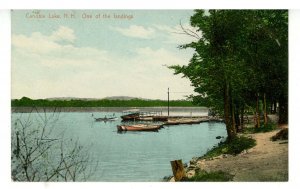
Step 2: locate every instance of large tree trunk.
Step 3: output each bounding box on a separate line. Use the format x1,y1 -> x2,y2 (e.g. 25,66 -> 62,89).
231,103 -> 236,134
240,104 -> 245,132
224,82 -> 236,141
233,106 -> 241,132
255,93 -> 260,128
263,93 -> 268,125
274,101 -> 277,114
278,94 -> 288,124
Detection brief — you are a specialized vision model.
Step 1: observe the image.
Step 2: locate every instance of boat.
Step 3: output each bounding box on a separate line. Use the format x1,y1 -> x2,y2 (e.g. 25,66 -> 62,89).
136,116 -> 153,121
117,124 -> 162,132
93,112 -> 118,122
121,109 -> 163,121
94,116 -> 118,122
121,112 -> 140,121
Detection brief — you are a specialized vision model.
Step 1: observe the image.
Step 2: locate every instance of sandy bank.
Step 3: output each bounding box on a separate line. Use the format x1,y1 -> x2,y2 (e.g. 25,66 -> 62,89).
184,125 -> 288,181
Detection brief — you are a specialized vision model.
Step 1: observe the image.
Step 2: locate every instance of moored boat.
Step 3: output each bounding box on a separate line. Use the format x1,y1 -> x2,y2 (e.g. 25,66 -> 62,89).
121,109 -> 163,121
120,112 -> 140,121
95,117 -> 118,122
117,124 -> 161,132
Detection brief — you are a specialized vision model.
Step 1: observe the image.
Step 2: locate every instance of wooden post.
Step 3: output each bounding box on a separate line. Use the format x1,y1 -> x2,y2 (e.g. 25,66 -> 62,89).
263,93 -> 268,125
255,93 -> 260,128
168,88 -> 170,116
16,131 -> 20,158
170,159 -> 186,181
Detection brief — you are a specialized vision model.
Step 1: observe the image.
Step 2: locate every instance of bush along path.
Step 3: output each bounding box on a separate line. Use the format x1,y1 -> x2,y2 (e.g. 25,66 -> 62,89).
180,126 -> 288,181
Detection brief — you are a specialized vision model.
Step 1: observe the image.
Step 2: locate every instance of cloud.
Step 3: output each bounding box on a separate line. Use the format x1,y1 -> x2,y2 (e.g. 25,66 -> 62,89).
12,26 -> 77,55
153,23 -> 201,45
12,32 -> 61,54
50,26 -> 76,43
111,25 -> 155,39
110,23 -> 200,44
12,26 -> 195,100
11,26 -> 115,99
115,47 -> 195,99
135,47 -> 186,66
12,26 -> 110,67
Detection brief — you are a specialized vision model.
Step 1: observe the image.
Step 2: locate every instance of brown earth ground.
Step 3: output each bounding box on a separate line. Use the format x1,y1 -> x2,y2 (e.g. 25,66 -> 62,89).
171,115 -> 288,181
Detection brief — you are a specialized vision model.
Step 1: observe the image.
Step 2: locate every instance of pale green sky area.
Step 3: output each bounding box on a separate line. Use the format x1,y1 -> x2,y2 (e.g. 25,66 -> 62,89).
12,10 -> 199,100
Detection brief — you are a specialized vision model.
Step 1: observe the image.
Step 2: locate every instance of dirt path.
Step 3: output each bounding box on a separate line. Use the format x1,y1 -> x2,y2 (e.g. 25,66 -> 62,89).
191,126 -> 288,181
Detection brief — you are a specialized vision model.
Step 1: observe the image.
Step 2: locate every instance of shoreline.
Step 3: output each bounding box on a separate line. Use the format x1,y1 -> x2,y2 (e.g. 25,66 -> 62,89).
169,124 -> 288,181
11,106 -> 209,114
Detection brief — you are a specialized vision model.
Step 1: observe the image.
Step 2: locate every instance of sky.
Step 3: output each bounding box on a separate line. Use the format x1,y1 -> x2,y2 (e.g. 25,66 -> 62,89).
4,6 -> 300,189
11,10 -> 199,100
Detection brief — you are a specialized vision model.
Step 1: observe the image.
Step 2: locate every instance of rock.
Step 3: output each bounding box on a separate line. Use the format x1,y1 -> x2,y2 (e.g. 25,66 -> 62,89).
222,154 -> 232,158
187,170 -> 195,178
271,128 -> 288,141
163,175 -> 173,181
240,150 -> 248,155
169,177 -> 175,182
190,158 -> 197,165
196,162 -> 205,169
183,163 -> 188,168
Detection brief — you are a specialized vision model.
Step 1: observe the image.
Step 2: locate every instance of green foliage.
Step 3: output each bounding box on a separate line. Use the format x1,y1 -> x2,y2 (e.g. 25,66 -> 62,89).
202,136 -> 256,159
183,170 -> 234,182
11,97 -> 195,107
170,9 -> 288,138
226,136 -> 256,154
244,122 -> 277,133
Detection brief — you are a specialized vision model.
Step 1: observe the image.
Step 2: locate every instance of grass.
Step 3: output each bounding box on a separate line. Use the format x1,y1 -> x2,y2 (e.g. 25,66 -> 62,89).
183,170 -> 234,182
201,136 -> 256,159
244,122 -> 277,134
180,135 -> 255,182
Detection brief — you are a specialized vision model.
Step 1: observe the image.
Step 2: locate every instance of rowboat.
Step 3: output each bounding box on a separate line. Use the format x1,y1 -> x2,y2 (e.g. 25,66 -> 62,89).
95,117 -> 118,122
121,109 -> 163,121
120,112 -> 140,121
117,124 -> 161,132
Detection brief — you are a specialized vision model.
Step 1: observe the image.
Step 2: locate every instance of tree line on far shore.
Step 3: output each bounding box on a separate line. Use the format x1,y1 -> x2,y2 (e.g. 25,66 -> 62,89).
170,10 -> 288,140
11,96 -> 195,107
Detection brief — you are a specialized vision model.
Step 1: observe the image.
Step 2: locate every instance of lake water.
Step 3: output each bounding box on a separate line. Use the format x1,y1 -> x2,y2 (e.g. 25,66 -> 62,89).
11,109 -> 227,182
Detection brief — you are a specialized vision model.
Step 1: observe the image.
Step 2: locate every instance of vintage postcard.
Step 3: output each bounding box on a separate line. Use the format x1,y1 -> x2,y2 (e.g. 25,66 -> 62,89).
11,10 -> 288,182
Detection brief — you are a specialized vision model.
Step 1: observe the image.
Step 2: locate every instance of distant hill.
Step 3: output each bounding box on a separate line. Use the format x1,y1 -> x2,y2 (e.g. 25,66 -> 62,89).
46,97 -> 98,101
45,96 -> 151,101
102,96 -> 151,101
12,96 -> 195,107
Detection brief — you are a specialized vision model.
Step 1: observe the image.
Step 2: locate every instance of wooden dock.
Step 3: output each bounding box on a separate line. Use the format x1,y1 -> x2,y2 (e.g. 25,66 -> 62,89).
120,109 -> 224,125
121,114 -> 223,125
162,116 -> 224,126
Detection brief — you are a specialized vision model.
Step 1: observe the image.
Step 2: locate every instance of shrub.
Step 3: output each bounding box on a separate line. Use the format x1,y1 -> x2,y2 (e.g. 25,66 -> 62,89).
226,136 -> 256,154
202,136 -> 256,159
244,122 -> 277,133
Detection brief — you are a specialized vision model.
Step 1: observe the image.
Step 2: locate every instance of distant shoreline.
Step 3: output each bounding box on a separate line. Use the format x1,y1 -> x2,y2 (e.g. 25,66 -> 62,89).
11,106 -> 209,114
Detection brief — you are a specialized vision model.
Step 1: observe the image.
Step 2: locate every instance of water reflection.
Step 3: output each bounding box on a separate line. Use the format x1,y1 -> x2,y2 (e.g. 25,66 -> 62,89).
12,111 -> 226,181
